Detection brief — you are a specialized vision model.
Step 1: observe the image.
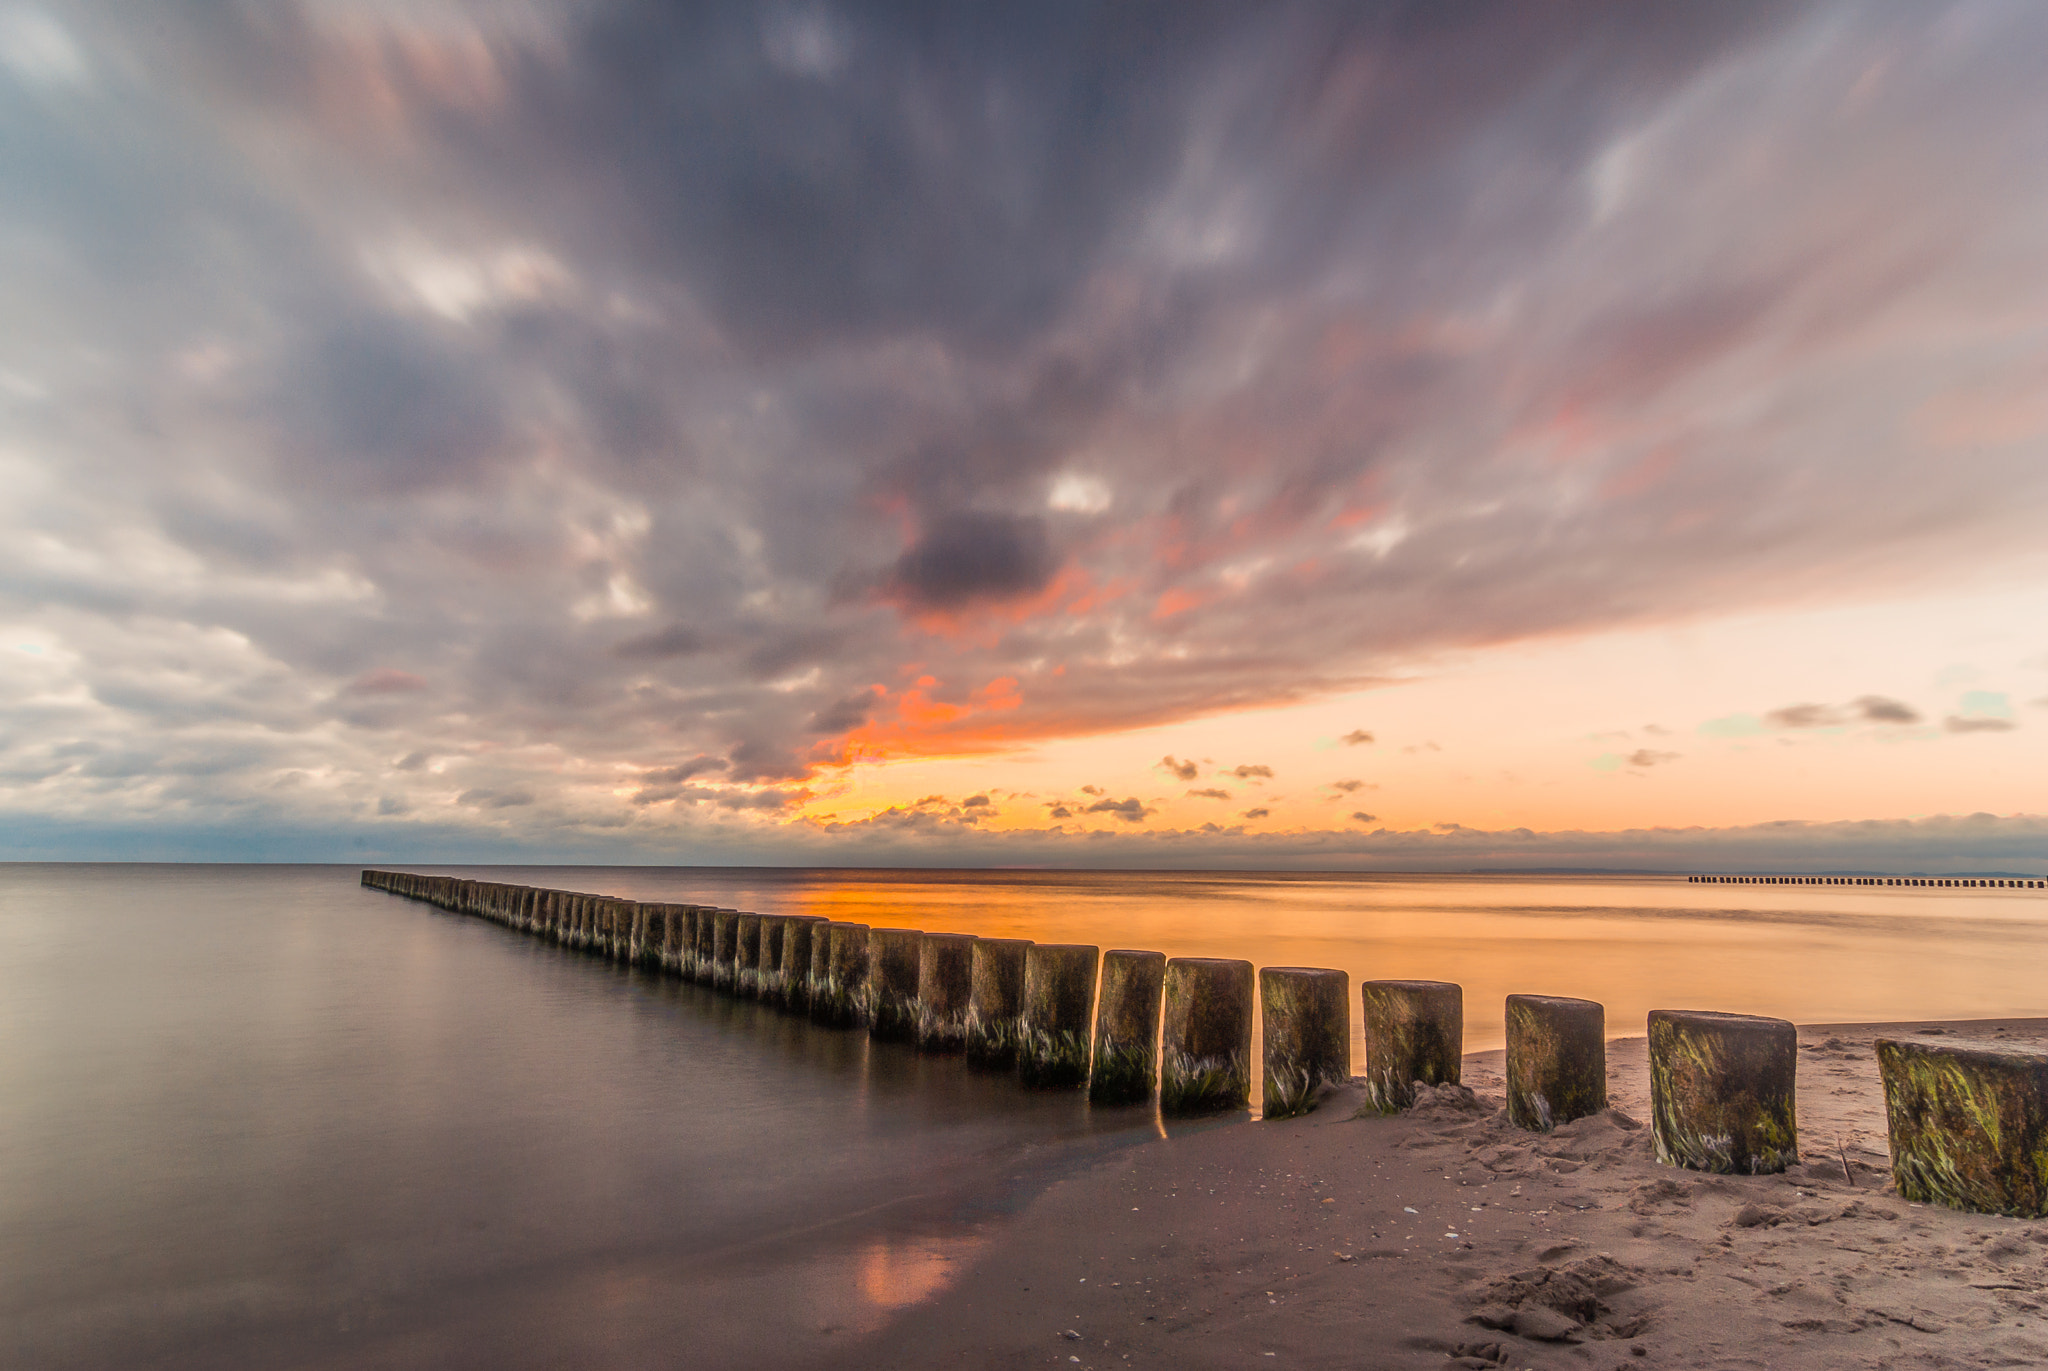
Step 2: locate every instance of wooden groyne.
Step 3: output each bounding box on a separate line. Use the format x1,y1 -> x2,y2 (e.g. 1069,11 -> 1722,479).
1689,874 -> 2043,889
360,869 -> 2048,1216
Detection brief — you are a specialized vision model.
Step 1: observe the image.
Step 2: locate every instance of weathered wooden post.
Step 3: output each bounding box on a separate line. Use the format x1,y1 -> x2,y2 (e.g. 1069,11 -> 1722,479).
1089,950 -> 1166,1105
1261,967 -> 1350,1119
694,909 -> 721,984
1877,1036 -> 2048,1216
1361,980 -> 1463,1113
823,922 -> 871,1027
914,933 -> 976,1052
1506,994 -> 1606,1132
780,915 -> 823,1013
1648,1009 -> 1798,1174
807,921 -> 840,1022
735,913 -> 764,998
866,929 -> 925,1043
662,907 -> 694,975
757,915 -> 788,1003
1019,944 -> 1098,1088
1160,958 -> 1255,1114
965,938 -> 1033,1070
710,910 -> 739,992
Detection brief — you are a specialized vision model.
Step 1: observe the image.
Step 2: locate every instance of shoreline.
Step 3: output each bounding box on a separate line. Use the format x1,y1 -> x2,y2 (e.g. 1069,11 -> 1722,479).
821,1017 -> 2048,1370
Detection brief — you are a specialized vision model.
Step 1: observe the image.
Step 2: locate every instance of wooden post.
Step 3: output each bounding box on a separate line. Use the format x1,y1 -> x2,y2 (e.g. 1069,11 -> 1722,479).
1019,944 -> 1099,1089
1649,1009 -> 1798,1174
1260,967 -> 1350,1119
1505,994 -> 1606,1132
735,913 -> 763,999
824,922 -> 871,1027
780,915 -> 823,1014
1360,980 -> 1462,1114
966,938 -> 1032,1070
710,910 -> 739,993
1877,1036 -> 2048,1216
1160,958 -> 1255,1115
1089,950 -> 1166,1105
916,933 -> 977,1053
867,928 -> 925,1043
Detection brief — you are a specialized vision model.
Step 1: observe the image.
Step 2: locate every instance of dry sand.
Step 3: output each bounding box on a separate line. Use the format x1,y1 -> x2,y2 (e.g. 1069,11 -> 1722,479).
815,1019 -> 2048,1371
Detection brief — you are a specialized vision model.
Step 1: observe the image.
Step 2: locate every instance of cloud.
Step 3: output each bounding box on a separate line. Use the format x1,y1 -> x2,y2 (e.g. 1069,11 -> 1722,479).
344,668 -> 427,695
1047,805 -> 1072,819
885,512 -> 1059,611
640,756 -> 729,784
1349,811 -> 1377,824
459,788 -> 535,809
8,3 -> 2048,858
1186,787 -> 1233,800
1157,754 -> 1200,781
1340,729 -> 1374,746
1083,796 -> 1152,822
1329,779 -> 1370,793
1242,807 -> 1270,820
1627,749 -> 1680,768
1766,703 -> 1841,729
1946,716 -> 2016,733
1854,696 -> 1921,724
1229,764 -> 1274,780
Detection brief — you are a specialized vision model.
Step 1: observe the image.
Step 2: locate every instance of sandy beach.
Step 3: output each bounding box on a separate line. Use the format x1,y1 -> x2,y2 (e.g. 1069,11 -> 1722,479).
814,1019 -> 2048,1370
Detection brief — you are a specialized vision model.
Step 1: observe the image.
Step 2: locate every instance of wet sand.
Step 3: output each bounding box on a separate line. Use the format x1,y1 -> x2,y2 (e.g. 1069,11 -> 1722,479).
820,1019 -> 2048,1370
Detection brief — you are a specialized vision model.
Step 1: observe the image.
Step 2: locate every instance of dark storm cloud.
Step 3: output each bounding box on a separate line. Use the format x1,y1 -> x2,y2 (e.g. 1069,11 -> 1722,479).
885,511 -> 1057,610
7,1 -> 2048,855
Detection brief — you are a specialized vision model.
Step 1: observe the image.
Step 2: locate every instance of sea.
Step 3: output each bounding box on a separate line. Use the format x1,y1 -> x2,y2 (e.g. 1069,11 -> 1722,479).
6,862 -> 2046,1368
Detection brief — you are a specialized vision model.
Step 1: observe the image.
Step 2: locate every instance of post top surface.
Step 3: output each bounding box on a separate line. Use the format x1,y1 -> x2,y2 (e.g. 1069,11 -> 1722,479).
1103,947 -> 1167,962
1260,965 -> 1348,981
1506,993 -> 1603,1010
1363,978 -> 1461,993
1649,1008 -> 1794,1032
1166,956 -> 1254,970
1876,1035 -> 2048,1066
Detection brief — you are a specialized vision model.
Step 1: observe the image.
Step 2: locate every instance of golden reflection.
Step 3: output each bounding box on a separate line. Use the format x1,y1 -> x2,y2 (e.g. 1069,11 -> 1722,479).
854,1233 -> 986,1310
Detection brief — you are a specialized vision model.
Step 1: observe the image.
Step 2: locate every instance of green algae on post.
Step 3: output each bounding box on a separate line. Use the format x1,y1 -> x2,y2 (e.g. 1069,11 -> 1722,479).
1506,994 -> 1606,1132
1019,944 -> 1099,1089
867,928 -> 925,1043
1361,980 -> 1462,1114
1089,950 -> 1166,1105
1160,958 -> 1255,1115
916,933 -> 977,1052
965,938 -> 1032,1070
1260,966 -> 1350,1119
1648,1009 -> 1797,1175
824,922 -> 871,1027
1877,1036 -> 2048,1216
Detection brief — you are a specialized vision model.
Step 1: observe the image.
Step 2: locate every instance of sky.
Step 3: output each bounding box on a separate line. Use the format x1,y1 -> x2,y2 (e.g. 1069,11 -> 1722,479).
3,1 -> 2046,869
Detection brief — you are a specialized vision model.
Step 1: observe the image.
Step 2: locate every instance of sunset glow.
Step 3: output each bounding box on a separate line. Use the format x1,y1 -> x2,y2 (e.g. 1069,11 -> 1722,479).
3,3 -> 2045,869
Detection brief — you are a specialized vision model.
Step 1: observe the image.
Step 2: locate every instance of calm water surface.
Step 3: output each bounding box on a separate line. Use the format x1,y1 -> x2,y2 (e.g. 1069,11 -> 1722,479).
5,863 -> 2046,1368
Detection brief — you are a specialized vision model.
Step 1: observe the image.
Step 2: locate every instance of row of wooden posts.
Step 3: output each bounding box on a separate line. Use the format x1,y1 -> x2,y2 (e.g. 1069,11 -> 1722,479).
361,870 -> 2048,1218
1691,874 -> 2043,889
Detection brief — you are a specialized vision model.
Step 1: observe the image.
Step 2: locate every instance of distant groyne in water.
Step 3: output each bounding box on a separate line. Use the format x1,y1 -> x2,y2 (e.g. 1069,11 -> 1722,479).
360,869 -> 2048,1217
1688,874 -> 2043,889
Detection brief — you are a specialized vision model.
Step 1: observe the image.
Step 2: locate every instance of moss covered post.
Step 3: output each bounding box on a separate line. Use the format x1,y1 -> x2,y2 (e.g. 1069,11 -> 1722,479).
1506,994 -> 1606,1132
1089,950 -> 1166,1105
1875,1036 -> 2048,1215
965,938 -> 1032,1070
867,928 -> 925,1043
1361,980 -> 1462,1114
1019,944 -> 1099,1089
1648,1009 -> 1797,1174
1160,958 -> 1255,1115
916,933 -> 977,1052
1260,967 -> 1350,1119
824,922 -> 871,1027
